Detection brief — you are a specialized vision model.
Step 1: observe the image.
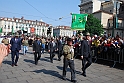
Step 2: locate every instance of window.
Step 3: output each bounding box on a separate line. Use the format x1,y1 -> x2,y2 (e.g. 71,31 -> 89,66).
117,32 -> 118,35
8,25 -> 10,29
4,25 -> 6,29
85,9 -> 88,13
122,6 -> 124,11
108,23 -> 110,27
110,10 -> 112,12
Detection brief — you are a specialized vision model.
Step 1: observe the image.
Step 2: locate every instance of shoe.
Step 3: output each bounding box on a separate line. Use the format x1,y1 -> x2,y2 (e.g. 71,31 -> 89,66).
50,60 -> 53,63
58,59 -> 61,61
81,72 -> 86,77
35,62 -> 38,65
11,64 -> 14,67
62,77 -> 66,80
15,64 -> 18,66
35,61 -> 38,65
71,80 -> 77,83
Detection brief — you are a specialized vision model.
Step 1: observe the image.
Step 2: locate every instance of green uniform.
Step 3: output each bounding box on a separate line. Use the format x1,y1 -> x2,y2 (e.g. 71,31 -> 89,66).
62,44 -> 76,82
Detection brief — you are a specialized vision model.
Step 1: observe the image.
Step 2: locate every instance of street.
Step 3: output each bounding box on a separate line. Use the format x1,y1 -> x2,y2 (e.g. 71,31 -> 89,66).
0,47 -> 124,83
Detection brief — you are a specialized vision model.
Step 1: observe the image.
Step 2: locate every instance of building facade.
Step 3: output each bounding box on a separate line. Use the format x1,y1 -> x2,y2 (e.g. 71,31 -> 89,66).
101,1 -> 114,14
93,10 -> 113,29
118,1 -> 124,19
94,0 -> 124,37
79,0 -> 124,37
53,26 -> 74,37
107,17 -> 124,38
79,0 -> 104,14
0,17 -> 53,37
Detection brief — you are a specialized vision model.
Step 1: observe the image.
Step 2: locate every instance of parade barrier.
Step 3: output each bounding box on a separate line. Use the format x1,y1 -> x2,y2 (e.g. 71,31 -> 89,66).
92,46 -> 124,67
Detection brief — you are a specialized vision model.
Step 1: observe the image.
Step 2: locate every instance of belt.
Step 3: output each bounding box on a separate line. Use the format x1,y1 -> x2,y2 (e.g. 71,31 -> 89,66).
64,58 -> 74,60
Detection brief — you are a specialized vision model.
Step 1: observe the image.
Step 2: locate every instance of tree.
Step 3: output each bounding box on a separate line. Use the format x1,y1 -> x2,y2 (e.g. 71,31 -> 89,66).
83,14 -> 103,36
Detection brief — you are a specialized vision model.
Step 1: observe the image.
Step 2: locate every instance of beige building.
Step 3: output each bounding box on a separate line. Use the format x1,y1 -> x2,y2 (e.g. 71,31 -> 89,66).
53,26 -> 74,37
93,10 -> 113,29
79,0 -> 104,13
79,0 -> 124,37
101,1 -> 114,13
93,10 -> 124,37
0,17 -> 53,37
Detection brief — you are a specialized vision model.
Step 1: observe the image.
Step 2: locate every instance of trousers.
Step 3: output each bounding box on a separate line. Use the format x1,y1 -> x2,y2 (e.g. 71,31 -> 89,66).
82,56 -> 92,72
11,50 -> 19,65
63,58 -> 76,81
34,52 -> 41,64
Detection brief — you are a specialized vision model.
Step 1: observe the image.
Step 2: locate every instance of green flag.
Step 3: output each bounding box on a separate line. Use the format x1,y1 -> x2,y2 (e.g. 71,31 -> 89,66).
0,28 -> 2,33
71,14 -> 88,30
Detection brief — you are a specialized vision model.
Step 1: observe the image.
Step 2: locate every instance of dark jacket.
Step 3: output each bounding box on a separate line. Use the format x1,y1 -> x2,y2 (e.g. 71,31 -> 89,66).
33,40 -> 42,52
48,41 -> 57,53
57,40 -> 63,51
10,37 -> 22,51
81,40 -> 91,58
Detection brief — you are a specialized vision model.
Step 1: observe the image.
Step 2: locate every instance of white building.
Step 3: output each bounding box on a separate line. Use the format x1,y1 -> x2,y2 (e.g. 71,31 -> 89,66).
0,17 -> 53,37
53,26 -> 74,37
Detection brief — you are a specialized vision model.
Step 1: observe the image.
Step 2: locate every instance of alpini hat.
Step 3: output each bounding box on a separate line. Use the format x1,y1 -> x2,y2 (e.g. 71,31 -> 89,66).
15,32 -> 19,36
86,32 -> 90,36
67,38 -> 72,41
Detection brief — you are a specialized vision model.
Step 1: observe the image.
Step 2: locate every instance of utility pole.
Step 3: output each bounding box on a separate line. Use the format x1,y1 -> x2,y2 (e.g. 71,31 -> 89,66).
111,0 -> 120,37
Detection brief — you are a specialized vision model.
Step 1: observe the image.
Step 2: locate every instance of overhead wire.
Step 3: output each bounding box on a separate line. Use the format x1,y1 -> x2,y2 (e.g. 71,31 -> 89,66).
23,0 -> 58,21
1,0 -> 71,25
0,10 -> 71,25
0,11 -> 46,18
23,0 -> 71,25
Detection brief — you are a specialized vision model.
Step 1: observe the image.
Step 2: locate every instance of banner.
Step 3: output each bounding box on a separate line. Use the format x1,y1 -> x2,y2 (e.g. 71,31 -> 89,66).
0,28 -> 2,33
12,26 -> 14,35
71,14 -> 88,30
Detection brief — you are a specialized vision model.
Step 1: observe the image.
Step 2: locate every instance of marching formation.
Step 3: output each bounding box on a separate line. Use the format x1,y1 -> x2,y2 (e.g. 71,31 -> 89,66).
0,32 -> 124,83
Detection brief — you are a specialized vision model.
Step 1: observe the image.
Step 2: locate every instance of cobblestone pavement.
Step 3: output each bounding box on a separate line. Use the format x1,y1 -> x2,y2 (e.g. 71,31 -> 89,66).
0,47 -> 124,83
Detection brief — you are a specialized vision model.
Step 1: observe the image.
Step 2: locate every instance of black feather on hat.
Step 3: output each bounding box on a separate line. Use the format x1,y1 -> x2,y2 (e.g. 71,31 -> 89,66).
67,38 -> 72,41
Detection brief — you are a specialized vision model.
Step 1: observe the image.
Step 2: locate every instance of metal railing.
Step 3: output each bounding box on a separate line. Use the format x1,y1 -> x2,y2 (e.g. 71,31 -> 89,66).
92,46 -> 124,67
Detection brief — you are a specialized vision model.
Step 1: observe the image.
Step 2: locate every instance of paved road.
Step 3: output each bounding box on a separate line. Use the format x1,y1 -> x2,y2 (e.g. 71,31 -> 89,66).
0,47 -> 124,83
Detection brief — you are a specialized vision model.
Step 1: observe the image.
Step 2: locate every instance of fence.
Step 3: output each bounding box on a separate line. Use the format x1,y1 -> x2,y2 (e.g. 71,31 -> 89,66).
92,46 -> 124,67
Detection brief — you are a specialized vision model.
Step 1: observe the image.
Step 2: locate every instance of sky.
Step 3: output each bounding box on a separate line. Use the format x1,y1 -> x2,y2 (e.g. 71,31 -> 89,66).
0,0 -> 80,26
